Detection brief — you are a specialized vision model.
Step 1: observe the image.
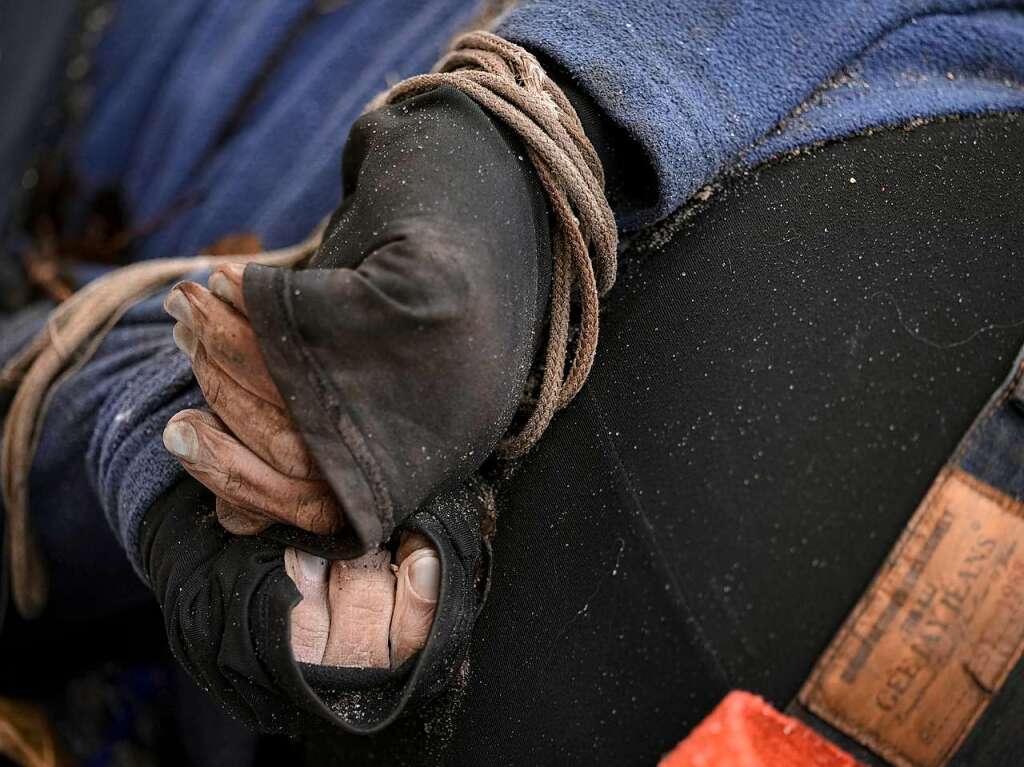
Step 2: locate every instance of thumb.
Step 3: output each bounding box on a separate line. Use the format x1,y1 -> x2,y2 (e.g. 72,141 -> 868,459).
389,542 -> 440,668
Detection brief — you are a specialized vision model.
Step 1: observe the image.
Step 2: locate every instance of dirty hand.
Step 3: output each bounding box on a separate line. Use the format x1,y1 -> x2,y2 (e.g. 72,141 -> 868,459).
162,265 -> 336,536
162,266 -> 439,669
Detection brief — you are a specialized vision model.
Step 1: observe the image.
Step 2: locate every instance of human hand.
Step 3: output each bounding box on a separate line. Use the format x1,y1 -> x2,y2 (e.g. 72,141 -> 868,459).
162,266 -> 439,669
162,265 -> 337,536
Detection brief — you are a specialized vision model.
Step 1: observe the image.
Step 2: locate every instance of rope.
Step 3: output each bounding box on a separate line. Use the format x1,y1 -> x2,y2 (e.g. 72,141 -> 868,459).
0,224 -> 324,619
378,31 -> 618,457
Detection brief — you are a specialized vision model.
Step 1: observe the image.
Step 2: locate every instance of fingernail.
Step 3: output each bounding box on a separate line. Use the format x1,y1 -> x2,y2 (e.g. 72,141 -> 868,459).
164,289 -> 193,326
408,553 -> 440,602
172,323 -> 197,357
208,272 -> 233,303
218,501 -> 273,535
296,550 -> 329,583
162,420 -> 198,462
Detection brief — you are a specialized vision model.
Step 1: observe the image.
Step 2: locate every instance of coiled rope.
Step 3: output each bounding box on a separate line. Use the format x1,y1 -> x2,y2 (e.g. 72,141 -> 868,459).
378,31 -> 618,456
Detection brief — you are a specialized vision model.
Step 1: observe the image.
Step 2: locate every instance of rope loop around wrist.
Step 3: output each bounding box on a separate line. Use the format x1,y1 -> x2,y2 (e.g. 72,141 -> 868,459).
381,31 -> 619,458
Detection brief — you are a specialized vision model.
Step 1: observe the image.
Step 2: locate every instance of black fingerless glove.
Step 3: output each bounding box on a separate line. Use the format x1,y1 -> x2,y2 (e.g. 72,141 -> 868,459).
141,475 -> 493,735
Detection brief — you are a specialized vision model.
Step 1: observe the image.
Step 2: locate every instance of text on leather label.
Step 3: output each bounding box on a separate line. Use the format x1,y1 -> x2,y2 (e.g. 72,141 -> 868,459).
799,466 -> 1024,767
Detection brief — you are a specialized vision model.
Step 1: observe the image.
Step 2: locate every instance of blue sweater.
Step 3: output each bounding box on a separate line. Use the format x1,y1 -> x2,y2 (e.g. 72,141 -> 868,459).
499,0 -> 1024,227
5,0 -> 1024,612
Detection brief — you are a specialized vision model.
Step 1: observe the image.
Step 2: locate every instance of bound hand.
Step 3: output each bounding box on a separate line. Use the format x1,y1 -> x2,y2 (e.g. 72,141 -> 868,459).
162,268 -> 439,669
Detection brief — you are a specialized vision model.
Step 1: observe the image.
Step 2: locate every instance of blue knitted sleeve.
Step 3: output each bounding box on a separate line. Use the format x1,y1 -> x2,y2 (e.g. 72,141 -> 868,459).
27,287 -> 203,584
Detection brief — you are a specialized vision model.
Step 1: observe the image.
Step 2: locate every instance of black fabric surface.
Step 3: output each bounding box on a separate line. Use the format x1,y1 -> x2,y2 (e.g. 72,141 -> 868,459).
245,85 -> 551,557
303,113 -> 1024,764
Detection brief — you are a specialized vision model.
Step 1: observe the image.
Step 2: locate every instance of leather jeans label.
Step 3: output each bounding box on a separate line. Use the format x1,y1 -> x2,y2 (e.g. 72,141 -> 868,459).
799,466 -> 1024,767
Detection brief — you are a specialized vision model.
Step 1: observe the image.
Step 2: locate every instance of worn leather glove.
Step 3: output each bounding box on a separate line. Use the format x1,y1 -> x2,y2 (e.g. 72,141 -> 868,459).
161,270 -> 445,671
241,84 -> 551,554
164,84 -> 550,555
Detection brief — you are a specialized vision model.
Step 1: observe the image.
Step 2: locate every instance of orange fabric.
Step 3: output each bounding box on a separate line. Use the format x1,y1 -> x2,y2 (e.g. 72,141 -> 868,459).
660,691 -> 861,767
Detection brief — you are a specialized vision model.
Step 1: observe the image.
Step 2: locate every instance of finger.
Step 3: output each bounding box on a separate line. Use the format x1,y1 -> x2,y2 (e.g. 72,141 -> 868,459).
216,498 -> 272,536
162,410 -> 340,534
208,264 -> 247,316
323,549 -> 395,669
185,336 -> 316,478
284,548 -> 331,664
164,282 -> 283,407
389,544 -> 440,667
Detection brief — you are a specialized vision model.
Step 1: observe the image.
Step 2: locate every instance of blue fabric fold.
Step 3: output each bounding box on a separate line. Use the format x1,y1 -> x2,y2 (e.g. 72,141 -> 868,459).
29,290 -> 202,594
80,0 -> 481,257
